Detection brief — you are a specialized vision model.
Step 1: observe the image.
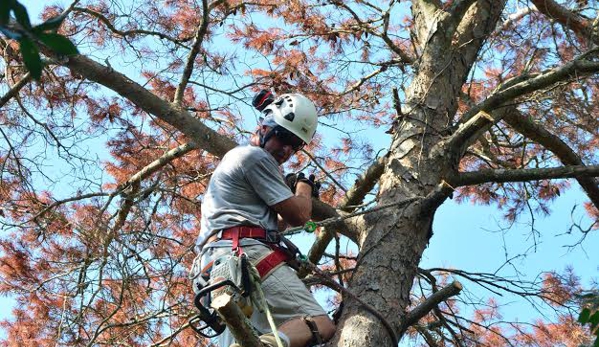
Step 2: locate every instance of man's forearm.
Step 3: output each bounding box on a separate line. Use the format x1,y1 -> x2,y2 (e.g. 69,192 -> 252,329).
295,181 -> 313,218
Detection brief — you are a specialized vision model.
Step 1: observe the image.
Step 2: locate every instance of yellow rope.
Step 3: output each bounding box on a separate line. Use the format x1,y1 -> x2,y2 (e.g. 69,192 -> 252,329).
248,264 -> 285,347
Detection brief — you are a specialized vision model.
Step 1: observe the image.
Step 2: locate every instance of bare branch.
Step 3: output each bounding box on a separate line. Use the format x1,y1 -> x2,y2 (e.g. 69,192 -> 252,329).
63,55 -> 237,158
123,142 -> 198,188
503,108 -> 599,210
530,0 -> 599,45
27,192 -> 110,223
450,164 -> 599,186
174,0 -> 211,104
339,156 -> 387,212
400,281 -> 463,334
445,53 -> 599,157
500,5 -> 536,31
306,156 -> 387,264
211,293 -> 263,347
380,8 -> 415,64
0,72 -> 31,108
302,150 -> 347,193
341,65 -> 390,96
72,7 -> 189,46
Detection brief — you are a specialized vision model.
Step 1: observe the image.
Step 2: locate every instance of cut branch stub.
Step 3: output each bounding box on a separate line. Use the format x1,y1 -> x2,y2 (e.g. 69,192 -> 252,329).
211,293 -> 264,347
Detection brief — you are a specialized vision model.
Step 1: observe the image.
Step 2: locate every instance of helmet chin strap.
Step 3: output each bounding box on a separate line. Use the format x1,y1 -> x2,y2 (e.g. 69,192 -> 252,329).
259,126 -> 277,148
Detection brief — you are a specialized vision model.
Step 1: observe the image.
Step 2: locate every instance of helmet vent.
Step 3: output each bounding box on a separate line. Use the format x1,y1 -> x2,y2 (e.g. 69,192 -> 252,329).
284,112 -> 295,121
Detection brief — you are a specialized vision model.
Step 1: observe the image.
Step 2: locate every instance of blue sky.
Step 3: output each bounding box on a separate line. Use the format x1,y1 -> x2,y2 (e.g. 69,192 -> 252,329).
2,1 -> 598,345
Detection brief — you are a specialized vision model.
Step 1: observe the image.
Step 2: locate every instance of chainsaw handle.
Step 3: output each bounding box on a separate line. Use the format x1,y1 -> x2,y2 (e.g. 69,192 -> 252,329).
192,279 -> 240,338
194,279 -> 240,309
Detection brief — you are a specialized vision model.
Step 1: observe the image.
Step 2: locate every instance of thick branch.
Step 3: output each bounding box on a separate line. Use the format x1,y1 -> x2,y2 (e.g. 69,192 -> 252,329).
411,0 -> 443,51
0,73 -> 32,108
64,55 -> 237,157
400,281 -> 463,334
503,109 -> 599,209
450,164 -> 599,186
443,0 -> 478,40
447,0 -> 478,24
211,293 -> 263,347
310,200 -> 358,244
124,142 -> 198,188
174,0 -> 210,104
531,0 -> 599,45
339,156 -> 387,212
446,55 -> 599,156
306,156 -> 386,264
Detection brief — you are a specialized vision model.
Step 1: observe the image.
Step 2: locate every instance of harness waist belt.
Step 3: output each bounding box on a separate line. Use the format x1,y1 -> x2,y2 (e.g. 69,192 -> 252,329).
220,226 -> 267,240
218,226 -> 290,279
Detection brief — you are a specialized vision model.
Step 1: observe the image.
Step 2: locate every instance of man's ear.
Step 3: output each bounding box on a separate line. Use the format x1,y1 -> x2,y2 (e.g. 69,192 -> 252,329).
259,125 -> 273,136
250,125 -> 268,146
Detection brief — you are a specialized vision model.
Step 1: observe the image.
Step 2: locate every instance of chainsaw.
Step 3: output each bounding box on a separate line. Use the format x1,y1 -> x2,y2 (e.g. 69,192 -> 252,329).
191,253 -> 254,338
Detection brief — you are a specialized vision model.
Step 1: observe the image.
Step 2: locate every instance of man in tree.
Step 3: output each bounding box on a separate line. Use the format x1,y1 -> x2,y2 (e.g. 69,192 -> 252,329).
192,92 -> 336,347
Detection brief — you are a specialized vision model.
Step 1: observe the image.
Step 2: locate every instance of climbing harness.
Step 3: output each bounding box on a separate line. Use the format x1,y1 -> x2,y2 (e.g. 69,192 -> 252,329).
190,226 -> 301,338
190,196 -> 421,341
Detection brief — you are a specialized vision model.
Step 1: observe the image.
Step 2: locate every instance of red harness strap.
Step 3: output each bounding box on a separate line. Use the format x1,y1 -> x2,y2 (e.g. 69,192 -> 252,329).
254,247 -> 289,278
218,226 -> 289,279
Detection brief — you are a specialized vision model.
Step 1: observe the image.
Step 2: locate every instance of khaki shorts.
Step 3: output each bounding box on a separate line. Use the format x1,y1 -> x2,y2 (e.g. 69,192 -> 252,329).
195,241 -> 327,336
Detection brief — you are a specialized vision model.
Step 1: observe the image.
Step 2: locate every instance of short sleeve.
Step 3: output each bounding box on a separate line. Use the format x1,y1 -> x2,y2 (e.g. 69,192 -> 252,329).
243,156 -> 293,206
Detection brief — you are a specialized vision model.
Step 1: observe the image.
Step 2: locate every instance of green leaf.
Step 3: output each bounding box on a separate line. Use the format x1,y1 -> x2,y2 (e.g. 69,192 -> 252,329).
18,37 -> 42,79
590,311 -> 599,331
594,337 -> 599,347
32,14 -> 67,34
0,0 -> 11,26
37,33 -> 78,56
12,2 -> 31,29
580,308 -> 591,324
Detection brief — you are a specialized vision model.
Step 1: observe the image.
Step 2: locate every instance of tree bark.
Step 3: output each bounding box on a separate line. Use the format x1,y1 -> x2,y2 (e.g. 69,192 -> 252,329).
331,1 -> 508,345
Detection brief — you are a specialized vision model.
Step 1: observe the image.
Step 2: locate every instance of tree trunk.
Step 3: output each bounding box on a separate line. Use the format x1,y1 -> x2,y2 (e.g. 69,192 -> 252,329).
330,1 -> 508,345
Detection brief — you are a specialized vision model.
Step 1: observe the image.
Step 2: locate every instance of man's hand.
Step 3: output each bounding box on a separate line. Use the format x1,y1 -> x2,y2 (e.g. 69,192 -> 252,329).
285,172 -> 321,198
285,173 -> 298,192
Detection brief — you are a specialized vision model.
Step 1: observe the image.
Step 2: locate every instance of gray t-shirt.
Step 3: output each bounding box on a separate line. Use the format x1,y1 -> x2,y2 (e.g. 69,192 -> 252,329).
196,145 -> 293,247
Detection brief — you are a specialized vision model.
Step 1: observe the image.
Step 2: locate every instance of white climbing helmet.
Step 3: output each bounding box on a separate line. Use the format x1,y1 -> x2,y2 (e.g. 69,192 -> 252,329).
262,93 -> 318,144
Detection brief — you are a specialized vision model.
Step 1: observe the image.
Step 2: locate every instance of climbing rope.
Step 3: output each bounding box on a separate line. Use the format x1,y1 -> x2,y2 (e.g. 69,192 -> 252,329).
283,196 -> 422,236
247,262 -> 285,347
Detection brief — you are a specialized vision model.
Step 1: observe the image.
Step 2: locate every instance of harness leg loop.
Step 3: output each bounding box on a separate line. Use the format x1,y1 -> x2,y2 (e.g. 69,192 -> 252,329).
303,315 -> 323,346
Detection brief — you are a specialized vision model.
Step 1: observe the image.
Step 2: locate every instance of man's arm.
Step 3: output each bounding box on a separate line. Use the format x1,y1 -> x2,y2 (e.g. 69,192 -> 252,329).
271,181 -> 313,227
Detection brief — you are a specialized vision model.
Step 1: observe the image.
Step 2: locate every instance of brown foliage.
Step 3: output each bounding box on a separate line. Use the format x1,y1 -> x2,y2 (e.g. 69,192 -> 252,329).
1,0 -> 598,346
